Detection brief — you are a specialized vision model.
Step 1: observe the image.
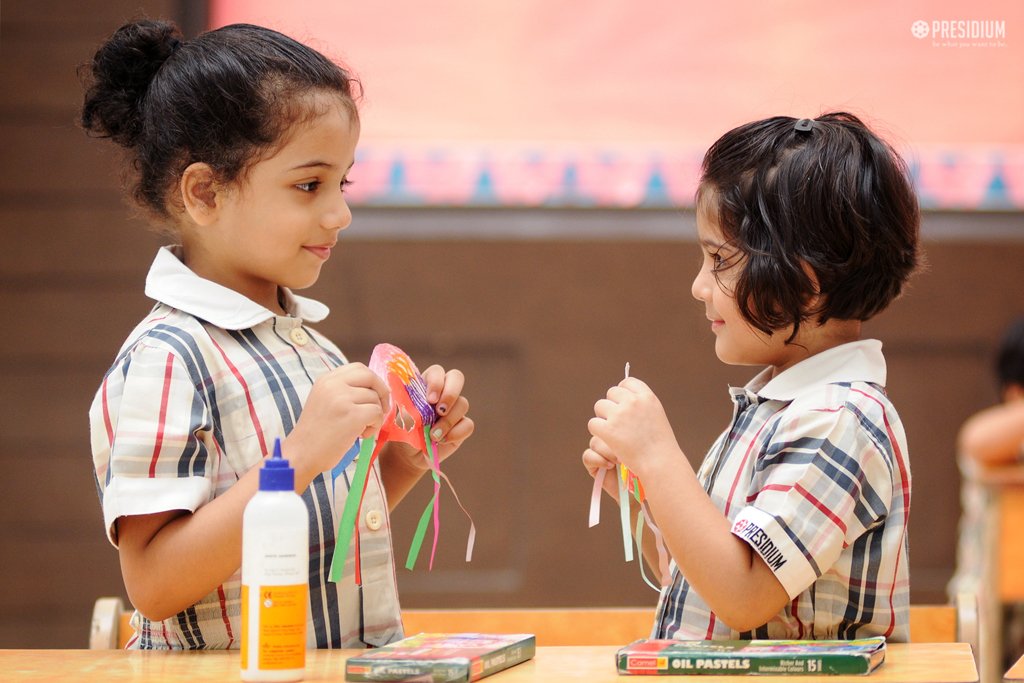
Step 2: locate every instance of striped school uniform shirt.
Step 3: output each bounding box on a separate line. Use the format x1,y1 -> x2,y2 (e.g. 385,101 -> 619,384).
89,246 -> 403,650
653,340 -> 911,642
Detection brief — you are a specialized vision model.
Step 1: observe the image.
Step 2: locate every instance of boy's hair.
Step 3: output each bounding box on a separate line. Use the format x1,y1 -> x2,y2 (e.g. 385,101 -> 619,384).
996,316 -> 1024,392
80,20 -> 359,222
697,112 -> 920,340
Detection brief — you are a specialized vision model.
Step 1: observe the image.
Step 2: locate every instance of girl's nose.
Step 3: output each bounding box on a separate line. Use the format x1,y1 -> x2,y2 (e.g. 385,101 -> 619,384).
322,193 -> 353,231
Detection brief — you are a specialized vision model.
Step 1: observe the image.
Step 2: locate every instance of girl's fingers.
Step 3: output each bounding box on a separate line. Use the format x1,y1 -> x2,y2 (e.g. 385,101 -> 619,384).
421,364 -> 445,403
429,396 -> 469,442
428,366 -> 465,416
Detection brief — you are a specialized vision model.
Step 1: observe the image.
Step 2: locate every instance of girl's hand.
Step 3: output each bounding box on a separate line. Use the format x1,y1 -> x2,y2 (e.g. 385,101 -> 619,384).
285,363 -> 389,482
422,365 -> 474,460
587,377 -> 682,479
383,365 -> 475,470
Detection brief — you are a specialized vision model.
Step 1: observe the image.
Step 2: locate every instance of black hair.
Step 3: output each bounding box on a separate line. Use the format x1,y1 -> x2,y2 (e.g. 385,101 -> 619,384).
996,316 -> 1024,392
697,112 -> 920,341
80,19 -> 359,221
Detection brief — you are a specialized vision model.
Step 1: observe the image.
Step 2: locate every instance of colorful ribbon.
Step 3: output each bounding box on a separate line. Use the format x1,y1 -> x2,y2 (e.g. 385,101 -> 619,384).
586,361 -> 669,591
329,343 -> 475,584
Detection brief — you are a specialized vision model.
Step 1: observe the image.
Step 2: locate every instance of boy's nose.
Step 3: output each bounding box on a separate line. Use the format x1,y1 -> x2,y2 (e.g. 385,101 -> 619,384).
691,266 -> 711,302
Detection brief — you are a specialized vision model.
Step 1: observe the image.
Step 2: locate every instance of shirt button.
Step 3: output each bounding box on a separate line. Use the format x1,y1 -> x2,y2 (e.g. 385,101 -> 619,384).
365,510 -> 384,531
289,327 -> 309,346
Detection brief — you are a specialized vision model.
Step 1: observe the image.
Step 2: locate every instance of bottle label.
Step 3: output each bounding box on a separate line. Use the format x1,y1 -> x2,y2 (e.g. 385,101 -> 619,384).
241,583 -> 308,671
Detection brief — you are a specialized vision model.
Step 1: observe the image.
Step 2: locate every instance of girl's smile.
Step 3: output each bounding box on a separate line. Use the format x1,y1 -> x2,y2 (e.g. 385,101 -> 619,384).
181,92 -> 360,314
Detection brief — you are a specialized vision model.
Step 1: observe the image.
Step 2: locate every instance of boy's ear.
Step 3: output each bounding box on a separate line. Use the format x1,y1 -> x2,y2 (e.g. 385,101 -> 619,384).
180,162 -> 220,226
800,260 -> 824,313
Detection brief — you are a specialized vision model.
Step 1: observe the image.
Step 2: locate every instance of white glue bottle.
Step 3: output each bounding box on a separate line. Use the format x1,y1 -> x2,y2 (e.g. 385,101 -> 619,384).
241,438 -> 309,682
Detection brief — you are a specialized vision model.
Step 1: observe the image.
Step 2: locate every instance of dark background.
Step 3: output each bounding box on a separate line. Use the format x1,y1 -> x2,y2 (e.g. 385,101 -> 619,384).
1,0 -> 1022,647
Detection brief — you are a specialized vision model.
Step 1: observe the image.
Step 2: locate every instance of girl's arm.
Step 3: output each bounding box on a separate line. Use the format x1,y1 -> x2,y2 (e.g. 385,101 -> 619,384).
958,398 -> 1024,465
117,363 -> 388,622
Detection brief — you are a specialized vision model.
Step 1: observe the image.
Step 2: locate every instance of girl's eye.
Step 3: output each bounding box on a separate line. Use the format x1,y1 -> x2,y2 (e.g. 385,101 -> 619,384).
296,181 -> 320,193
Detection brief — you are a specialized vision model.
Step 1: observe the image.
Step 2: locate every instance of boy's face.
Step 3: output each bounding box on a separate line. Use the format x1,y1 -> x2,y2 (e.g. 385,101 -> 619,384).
691,204 -> 807,373
185,93 -> 360,312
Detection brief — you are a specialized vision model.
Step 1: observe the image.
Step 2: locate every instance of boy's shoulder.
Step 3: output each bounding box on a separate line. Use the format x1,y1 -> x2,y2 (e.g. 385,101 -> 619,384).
774,378 -> 897,432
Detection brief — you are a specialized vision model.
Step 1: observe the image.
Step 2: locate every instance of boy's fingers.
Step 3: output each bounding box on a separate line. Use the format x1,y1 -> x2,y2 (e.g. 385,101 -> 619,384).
582,448 -> 616,472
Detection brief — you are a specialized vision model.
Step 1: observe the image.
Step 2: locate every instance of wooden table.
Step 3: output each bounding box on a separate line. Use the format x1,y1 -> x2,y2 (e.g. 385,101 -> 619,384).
0,644 -> 978,682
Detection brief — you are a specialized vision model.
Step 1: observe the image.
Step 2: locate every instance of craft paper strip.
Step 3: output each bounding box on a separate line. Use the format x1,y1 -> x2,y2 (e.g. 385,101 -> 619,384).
588,467 -> 606,528
405,426 -> 444,571
642,499 -> 671,586
329,435 -> 377,582
330,342 -> 475,584
618,470 -> 633,562
634,509 -> 660,592
434,465 -> 477,562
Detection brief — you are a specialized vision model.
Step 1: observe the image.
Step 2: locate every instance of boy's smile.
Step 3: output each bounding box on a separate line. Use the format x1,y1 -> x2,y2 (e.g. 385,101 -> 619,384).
691,203 -> 858,375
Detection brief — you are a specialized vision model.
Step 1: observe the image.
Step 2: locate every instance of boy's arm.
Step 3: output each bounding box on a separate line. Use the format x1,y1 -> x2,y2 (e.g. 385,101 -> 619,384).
588,377 -> 789,631
639,454 -> 790,631
958,399 -> 1024,465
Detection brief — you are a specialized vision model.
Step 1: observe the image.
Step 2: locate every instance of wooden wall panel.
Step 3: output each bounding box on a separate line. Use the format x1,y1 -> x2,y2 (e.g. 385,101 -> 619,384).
2,0 -> 1024,650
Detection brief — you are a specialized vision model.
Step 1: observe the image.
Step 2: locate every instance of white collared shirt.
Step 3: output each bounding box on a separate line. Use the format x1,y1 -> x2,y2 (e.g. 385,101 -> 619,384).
89,247 -> 403,650
654,340 -> 912,641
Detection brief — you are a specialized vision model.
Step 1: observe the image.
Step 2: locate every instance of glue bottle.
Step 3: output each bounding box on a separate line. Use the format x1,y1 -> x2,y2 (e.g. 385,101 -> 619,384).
241,438 -> 309,682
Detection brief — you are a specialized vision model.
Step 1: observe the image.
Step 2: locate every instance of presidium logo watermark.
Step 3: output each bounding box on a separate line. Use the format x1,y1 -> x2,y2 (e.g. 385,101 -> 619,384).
911,18 -> 1008,47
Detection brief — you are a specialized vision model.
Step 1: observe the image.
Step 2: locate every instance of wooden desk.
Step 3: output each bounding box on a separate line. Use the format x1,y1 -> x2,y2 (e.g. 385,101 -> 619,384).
1006,651 -> 1024,682
0,644 -> 978,682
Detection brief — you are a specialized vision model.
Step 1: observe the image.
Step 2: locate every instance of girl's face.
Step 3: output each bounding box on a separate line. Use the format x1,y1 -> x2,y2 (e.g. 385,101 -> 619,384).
185,93 -> 360,313
691,202 -> 807,374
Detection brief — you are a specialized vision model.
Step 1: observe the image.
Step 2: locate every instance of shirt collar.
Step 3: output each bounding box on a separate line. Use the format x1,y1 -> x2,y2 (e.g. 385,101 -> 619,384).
743,339 -> 887,401
144,246 -> 330,329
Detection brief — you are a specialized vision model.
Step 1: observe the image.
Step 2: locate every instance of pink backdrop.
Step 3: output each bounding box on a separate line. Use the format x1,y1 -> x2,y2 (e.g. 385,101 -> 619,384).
209,1 -> 1024,208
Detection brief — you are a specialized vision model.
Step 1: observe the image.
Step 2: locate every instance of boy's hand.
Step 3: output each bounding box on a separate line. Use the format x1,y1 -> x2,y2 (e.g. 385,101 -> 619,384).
286,362 -> 389,481
581,443 -> 622,501
587,377 -> 682,480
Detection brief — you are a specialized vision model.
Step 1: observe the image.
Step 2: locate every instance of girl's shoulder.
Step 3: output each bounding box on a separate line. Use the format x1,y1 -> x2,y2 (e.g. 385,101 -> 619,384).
111,304 -> 228,364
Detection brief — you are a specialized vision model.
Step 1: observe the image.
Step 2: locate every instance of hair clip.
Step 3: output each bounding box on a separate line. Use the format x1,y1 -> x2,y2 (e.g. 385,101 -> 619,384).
794,118 -> 814,134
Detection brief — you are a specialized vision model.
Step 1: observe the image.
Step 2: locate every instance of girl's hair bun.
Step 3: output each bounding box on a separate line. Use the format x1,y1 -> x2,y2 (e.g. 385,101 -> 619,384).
80,19 -> 182,147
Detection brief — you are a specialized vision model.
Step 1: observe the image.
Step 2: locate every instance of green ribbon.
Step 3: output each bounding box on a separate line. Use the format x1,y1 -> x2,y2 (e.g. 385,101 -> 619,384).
405,426 -> 443,570
329,436 -> 376,583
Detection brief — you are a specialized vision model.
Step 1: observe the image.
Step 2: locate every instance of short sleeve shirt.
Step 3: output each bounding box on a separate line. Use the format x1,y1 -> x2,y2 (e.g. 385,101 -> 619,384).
89,247 -> 403,650
653,340 -> 911,641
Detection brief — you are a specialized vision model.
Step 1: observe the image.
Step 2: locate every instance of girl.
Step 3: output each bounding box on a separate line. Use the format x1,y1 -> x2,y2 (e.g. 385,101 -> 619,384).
584,113 -> 918,641
82,19 -> 474,650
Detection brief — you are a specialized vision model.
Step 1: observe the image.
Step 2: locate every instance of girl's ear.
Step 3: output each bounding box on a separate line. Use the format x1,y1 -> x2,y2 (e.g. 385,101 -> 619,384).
180,162 -> 220,226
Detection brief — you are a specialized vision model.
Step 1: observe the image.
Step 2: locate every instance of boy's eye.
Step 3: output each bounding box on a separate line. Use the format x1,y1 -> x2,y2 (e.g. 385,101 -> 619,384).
296,181 -> 320,192
341,178 -> 353,192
